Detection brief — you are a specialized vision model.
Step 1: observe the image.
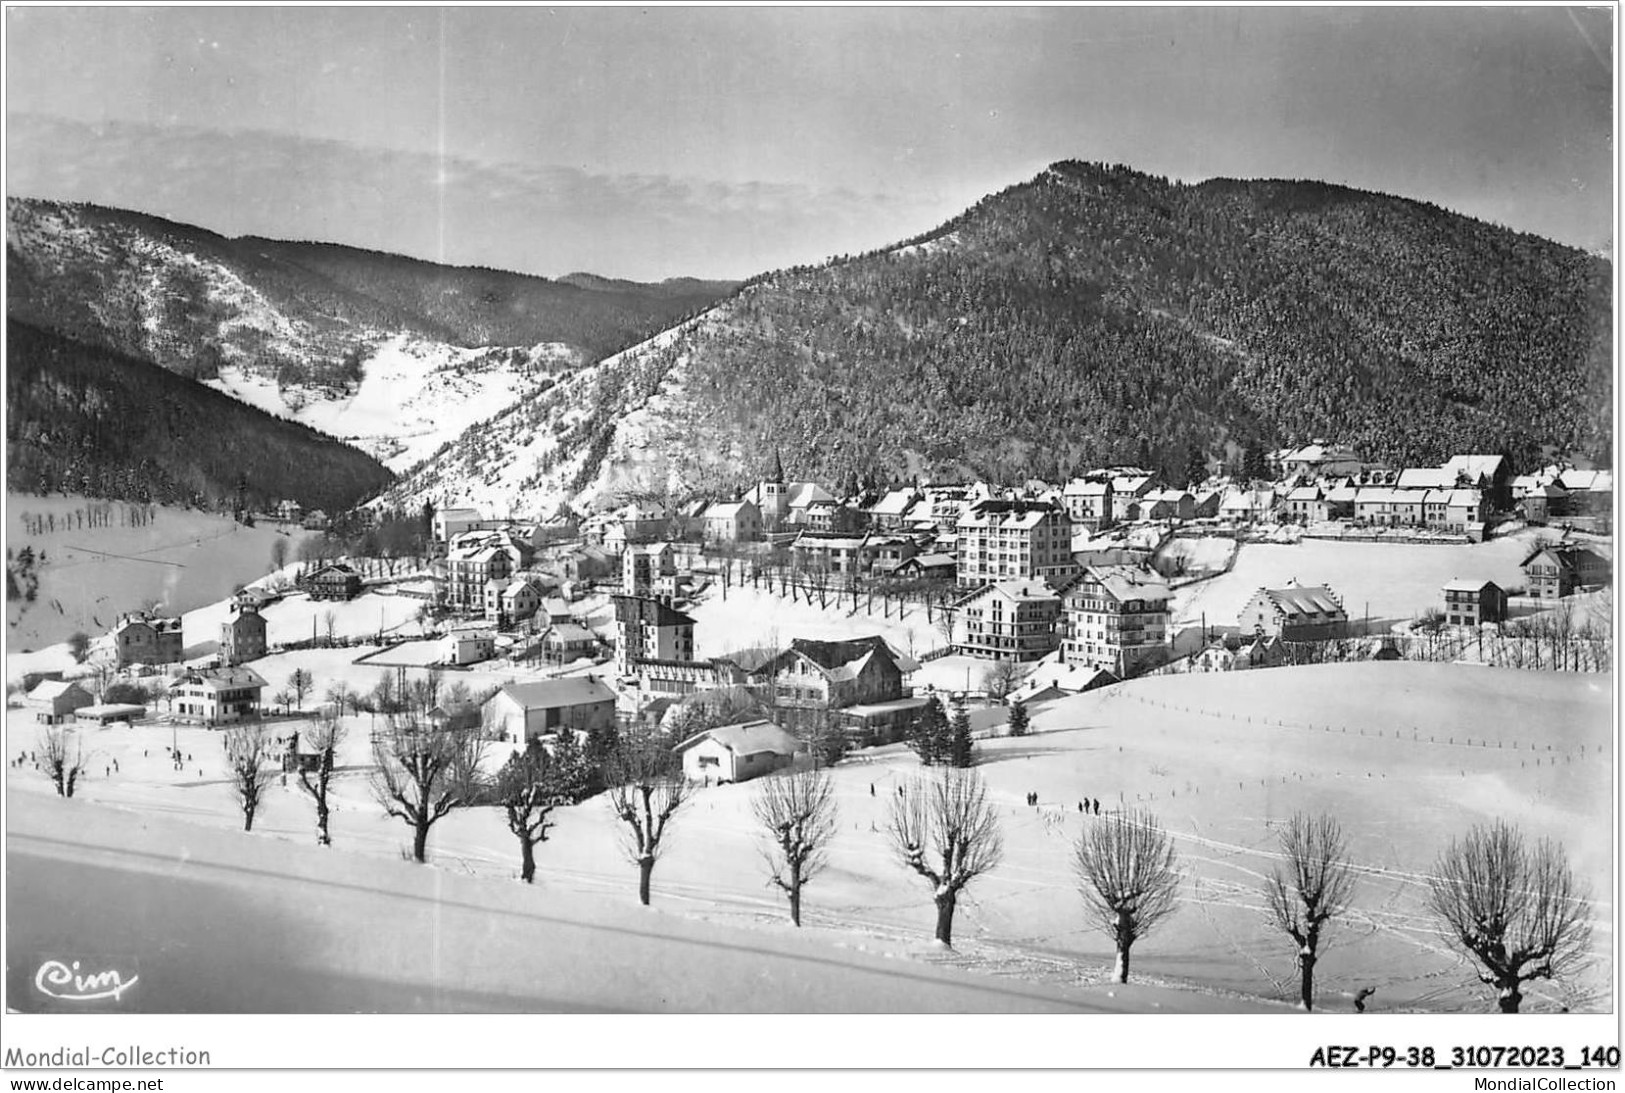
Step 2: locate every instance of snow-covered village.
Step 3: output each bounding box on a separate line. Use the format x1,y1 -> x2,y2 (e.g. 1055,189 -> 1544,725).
1,8 -> 1617,1073
6,442 -> 1614,1018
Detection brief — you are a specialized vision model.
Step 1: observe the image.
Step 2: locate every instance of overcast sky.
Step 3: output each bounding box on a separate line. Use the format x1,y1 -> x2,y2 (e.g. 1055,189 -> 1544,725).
5,6 -> 1614,281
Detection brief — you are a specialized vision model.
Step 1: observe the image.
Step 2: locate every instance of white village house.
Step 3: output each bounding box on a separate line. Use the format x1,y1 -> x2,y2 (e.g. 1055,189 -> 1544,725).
675,720 -> 803,784
482,677 -> 618,747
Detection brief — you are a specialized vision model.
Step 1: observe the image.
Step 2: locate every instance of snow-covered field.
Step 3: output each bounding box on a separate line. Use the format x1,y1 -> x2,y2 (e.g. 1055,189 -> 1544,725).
4,495 -> 321,652
686,583 -> 948,661
1171,530 -> 1554,629
8,661 -> 1609,1012
1161,536 -> 1237,578
207,335 -> 578,473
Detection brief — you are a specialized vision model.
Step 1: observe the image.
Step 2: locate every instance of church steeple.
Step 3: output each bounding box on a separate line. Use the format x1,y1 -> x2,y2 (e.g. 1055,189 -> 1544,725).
768,448 -> 785,484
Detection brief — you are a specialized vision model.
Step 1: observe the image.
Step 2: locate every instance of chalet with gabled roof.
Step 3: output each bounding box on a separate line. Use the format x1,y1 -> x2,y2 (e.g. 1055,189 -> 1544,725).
1521,543 -> 1610,599
1240,582 -> 1348,641
677,720 -> 803,784
306,562 -> 363,602
750,635 -> 925,747
168,666 -> 267,724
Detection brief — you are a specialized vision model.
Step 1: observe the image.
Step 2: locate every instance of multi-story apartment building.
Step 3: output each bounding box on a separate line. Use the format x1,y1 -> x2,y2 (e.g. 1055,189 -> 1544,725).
955,500 -> 1075,587
219,603 -> 267,666
445,532 -> 531,614
611,594 -> 697,678
1059,565 -> 1172,677
952,580 -> 1061,662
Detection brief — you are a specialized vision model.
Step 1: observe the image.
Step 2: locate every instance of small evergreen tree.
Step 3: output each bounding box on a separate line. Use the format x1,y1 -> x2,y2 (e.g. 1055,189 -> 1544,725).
1185,446 -> 1207,490
948,694 -> 974,767
1007,698 -> 1030,737
910,696 -> 949,766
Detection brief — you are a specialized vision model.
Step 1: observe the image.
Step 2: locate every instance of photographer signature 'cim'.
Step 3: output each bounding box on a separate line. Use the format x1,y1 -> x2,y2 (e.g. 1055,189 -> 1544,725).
34,960 -> 139,1002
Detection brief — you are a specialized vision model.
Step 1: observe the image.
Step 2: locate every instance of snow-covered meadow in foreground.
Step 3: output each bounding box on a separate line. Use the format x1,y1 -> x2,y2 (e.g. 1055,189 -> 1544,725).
8,660 -> 1610,1013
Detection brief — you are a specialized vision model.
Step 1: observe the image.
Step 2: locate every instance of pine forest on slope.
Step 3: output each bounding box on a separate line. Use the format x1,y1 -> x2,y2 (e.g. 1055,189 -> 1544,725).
388,161 -> 1610,515
6,161 -> 1612,520
6,319 -> 394,513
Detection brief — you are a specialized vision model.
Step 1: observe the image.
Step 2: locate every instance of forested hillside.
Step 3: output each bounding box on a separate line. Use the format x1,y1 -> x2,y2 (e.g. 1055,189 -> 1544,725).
6,320 -> 394,512
554,161 -> 1611,495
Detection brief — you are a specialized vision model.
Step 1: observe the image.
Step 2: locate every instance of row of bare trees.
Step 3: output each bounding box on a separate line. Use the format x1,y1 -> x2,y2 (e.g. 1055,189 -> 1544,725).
94,699 -> 1590,1014
754,767 -> 1590,1013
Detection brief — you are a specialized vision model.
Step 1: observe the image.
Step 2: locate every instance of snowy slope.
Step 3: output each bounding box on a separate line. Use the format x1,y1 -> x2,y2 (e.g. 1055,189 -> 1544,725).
205,335 -> 579,472
5,661 -> 1610,1015
378,312 -> 722,516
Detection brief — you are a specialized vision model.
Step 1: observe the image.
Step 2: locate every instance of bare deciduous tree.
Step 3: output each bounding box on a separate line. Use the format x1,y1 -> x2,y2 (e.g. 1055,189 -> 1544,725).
887,767 -> 1003,946
1427,820 -> 1593,1013
295,710 -> 348,846
1264,812 -> 1357,1011
39,727 -> 86,798
1074,808 -> 1182,982
604,732 -> 688,905
982,659 -> 1026,701
224,724 -> 276,832
751,767 -> 838,926
371,716 -> 487,863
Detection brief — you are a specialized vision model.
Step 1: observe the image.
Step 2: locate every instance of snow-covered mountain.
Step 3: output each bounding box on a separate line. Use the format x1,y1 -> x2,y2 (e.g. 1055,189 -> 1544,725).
205,334 -> 579,473
7,197 -> 738,492
377,313 -> 731,515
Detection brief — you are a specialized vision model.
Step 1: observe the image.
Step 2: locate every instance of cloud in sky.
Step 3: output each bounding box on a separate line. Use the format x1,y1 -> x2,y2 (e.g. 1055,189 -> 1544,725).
6,113 -> 953,281
5,7 -> 1613,274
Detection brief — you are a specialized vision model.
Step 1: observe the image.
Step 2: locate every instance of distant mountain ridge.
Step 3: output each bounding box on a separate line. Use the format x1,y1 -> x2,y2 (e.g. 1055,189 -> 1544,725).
7,197 -> 739,383
382,161 -> 1610,515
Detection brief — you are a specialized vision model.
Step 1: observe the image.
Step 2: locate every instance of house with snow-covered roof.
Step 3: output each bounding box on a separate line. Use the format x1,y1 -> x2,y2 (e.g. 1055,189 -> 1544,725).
483,676 -> 617,747
702,498 -> 762,543
167,666 -> 267,724
952,580 -> 1061,662
1284,485 -> 1326,524
1521,542 -> 1611,600
955,500 -> 1075,587
26,679 -> 94,724
750,635 -> 925,746
1239,582 -> 1348,641
676,720 -> 803,784
1057,565 -> 1172,677
1442,579 -> 1508,626
110,611 -> 185,668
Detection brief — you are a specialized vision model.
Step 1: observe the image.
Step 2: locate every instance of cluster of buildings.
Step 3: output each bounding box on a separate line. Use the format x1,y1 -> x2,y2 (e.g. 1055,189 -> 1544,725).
29,437 -> 1607,786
